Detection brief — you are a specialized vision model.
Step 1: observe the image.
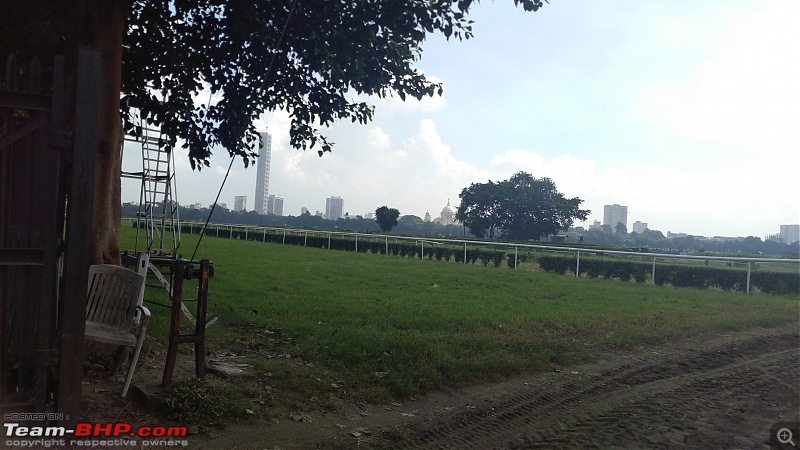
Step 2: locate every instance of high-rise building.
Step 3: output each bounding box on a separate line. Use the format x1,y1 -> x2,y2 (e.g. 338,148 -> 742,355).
254,131 -> 272,215
603,204 -> 628,231
300,207 -> 309,215
632,221 -> 648,234
267,194 -> 284,216
780,224 -> 799,244
325,196 -> 344,220
234,196 -> 247,212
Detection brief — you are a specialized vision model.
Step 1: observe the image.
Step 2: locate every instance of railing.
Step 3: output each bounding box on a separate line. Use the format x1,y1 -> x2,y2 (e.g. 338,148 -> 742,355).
124,219 -> 800,295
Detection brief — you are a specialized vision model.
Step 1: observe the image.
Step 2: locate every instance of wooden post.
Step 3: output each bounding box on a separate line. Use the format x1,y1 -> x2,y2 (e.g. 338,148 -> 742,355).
163,259 -> 185,387
194,260 -> 209,378
163,258 -> 209,386
57,47 -> 99,425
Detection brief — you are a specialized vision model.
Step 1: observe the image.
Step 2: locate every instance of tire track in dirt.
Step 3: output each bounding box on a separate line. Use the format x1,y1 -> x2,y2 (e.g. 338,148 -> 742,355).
355,330 -> 799,449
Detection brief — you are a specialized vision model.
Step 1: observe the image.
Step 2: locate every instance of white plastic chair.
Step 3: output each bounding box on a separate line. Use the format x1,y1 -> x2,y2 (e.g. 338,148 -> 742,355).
85,264 -> 150,397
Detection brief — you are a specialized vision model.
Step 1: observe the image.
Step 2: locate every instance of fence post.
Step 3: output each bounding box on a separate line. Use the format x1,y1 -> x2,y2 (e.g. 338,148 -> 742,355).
245,228 -> 248,241
328,233 -> 331,249
355,235 -> 358,252
576,251 -> 580,277
282,229 -> 286,244
463,242 -> 467,264
385,237 -> 388,255
514,246 -> 518,269
215,225 -> 218,238
421,240 -> 424,260
746,261 -> 751,294
652,257 -> 656,284
304,231 -> 307,247
229,226 -> 232,239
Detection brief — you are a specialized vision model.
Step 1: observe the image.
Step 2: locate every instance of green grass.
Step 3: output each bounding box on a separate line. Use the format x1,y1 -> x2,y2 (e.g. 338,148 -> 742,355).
120,226 -> 799,410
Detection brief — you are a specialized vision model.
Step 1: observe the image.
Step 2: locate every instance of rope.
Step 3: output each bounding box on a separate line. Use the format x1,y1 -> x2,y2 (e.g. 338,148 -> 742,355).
190,154 -> 235,261
189,0 -> 298,261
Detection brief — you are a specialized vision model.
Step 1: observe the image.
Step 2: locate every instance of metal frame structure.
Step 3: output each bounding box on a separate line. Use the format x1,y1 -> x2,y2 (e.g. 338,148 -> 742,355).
122,125 -> 180,256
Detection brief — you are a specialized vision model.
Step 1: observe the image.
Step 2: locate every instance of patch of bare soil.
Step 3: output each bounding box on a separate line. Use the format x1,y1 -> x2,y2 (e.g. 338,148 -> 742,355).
82,325 -> 799,449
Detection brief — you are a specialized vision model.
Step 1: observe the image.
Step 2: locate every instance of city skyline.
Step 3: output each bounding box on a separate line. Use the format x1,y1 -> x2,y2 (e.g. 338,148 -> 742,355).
121,0 -> 799,239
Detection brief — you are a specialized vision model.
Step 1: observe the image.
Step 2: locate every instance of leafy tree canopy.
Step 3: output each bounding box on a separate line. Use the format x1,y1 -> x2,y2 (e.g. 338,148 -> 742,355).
375,206 -> 401,232
456,172 -> 590,241
119,0 -> 546,168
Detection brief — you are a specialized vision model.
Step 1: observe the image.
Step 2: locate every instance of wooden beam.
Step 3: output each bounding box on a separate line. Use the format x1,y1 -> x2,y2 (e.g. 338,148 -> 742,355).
0,248 -> 44,265
56,46 -> 100,426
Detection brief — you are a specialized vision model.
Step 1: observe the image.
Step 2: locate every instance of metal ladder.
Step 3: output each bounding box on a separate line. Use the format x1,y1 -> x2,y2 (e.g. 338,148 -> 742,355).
122,126 -> 180,256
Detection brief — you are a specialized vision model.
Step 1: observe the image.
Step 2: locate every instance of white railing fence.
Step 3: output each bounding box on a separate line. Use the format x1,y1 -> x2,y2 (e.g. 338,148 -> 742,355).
123,219 -> 800,295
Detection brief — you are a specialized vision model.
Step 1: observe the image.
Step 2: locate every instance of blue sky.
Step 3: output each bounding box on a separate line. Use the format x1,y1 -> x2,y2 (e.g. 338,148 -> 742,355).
122,0 -> 800,238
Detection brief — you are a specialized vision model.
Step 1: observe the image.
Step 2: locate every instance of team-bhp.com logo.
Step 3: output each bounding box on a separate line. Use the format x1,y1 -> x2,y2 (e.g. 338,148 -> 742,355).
4,421 -> 189,448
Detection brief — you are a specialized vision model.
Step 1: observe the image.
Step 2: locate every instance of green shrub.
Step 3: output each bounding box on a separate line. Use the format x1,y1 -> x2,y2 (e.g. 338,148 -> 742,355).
506,251 -> 530,268
752,271 -> 800,295
538,254 -> 575,274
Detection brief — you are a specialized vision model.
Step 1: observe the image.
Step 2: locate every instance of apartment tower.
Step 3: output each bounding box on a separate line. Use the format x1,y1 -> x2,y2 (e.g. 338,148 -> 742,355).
603,204 -> 628,231
325,196 -> 344,220
254,131 -> 272,215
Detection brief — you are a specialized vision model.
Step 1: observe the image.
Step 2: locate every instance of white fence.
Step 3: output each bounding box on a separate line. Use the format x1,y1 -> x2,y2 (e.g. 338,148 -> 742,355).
125,219 -> 800,295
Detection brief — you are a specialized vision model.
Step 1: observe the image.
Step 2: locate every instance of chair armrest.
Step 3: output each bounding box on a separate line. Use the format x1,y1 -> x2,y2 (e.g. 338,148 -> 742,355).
135,305 -> 152,335
135,305 -> 151,319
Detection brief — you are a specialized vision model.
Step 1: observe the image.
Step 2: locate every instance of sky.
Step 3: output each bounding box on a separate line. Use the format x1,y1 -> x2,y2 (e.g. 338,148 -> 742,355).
121,0 -> 800,238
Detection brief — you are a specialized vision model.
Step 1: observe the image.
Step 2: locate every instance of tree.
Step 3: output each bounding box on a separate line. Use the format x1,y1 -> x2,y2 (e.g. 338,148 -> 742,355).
2,0 -> 546,264
615,222 -> 628,234
375,206 -> 401,232
454,180 -> 501,238
456,172 -> 590,241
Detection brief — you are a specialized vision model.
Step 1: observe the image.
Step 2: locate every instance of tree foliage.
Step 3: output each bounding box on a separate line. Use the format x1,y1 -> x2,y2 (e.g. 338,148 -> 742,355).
1,0 -> 546,263
375,206 -> 401,232
456,172 -> 590,241
120,0 -> 546,168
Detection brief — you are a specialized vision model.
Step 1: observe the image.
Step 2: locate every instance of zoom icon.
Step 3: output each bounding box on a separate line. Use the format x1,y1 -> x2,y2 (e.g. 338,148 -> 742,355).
771,422 -> 800,449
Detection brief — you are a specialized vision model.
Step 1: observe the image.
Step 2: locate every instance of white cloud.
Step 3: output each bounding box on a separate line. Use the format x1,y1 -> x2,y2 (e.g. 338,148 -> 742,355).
637,0 -> 800,157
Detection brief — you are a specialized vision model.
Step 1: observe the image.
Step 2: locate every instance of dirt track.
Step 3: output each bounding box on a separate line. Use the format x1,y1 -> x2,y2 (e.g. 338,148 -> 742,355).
291,325 -> 799,449
346,328 -> 799,449
82,325 -> 800,449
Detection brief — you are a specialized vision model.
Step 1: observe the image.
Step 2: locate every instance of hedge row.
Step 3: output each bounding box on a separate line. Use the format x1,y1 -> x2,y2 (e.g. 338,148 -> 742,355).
171,223 -> 509,267
139,222 -> 798,295
537,254 -> 799,295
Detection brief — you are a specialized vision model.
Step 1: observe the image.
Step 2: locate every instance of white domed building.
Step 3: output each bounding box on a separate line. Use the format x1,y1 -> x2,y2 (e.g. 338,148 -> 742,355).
435,199 -> 459,226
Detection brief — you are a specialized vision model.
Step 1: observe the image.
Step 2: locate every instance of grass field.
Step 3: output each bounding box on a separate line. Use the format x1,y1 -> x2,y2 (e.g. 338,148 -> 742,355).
120,226 -> 799,412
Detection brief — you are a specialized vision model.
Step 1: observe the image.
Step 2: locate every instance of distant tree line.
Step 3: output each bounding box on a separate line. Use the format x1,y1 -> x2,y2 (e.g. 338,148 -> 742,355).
130,169 -> 796,259
564,226 -> 798,258
121,203 -> 464,237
